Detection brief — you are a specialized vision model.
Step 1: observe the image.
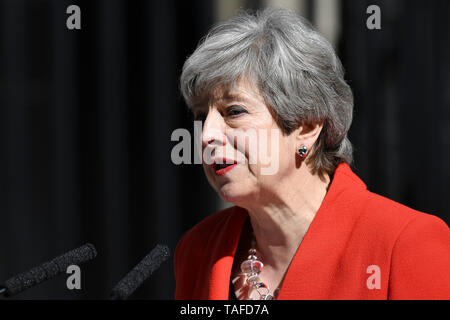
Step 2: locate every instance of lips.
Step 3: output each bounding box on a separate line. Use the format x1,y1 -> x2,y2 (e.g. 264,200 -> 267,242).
211,158 -> 238,176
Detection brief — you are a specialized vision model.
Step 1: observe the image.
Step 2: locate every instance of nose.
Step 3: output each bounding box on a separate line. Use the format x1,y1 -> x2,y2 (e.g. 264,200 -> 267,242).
201,109 -> 227,148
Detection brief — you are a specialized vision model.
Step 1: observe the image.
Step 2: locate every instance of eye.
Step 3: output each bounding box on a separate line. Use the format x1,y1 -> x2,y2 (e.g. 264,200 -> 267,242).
226,105 -> 248,117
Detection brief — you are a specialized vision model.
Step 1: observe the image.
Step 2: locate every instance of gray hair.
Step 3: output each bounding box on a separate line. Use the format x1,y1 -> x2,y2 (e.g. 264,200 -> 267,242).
180,7 -> 354,177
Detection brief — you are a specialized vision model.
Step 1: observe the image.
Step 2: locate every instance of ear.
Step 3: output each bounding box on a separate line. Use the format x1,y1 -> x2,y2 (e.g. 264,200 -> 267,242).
294,121 -> 324,149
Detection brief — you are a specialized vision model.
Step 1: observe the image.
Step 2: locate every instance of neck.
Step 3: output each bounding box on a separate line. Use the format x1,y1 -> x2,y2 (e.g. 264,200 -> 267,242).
244,166 -> 330,272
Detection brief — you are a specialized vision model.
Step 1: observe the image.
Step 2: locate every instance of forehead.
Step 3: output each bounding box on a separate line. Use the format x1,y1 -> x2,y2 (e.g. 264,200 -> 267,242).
193,79 -> 264,111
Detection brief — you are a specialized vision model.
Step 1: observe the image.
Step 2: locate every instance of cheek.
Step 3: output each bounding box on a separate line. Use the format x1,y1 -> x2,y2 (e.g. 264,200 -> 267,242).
254,132 -> 295,178
229,129 -> 255,163
275,136 -> 297,173
228,127 -> 278,163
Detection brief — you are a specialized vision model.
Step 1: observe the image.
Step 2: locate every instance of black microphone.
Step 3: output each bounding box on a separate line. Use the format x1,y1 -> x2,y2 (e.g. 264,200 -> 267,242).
109,244 -> 170,300
0,243 -> 97,297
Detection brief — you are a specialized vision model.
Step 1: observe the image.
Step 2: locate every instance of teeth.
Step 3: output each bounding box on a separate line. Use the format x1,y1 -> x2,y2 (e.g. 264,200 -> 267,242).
216,163 -> 229,170
216,163 -> 235,170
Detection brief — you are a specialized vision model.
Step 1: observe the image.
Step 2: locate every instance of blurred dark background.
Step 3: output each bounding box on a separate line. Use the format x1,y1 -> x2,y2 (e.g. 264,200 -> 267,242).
0,0 -> 449,299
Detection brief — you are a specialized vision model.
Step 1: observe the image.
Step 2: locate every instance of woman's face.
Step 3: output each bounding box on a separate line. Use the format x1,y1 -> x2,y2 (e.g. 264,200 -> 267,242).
193,79 -> 299,205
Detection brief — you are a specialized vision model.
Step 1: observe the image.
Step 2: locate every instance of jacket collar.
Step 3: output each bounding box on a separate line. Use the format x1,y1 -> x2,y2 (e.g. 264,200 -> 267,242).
207,162 -> 367,299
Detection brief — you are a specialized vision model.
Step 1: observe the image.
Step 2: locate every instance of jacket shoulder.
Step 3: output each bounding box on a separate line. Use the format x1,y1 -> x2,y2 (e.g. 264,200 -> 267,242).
177,205 -> 243,249
363,190 -> 435,232
174,205 -> 245,299
354,190 -> 449,252
388,208 -> 450,299
344,188 -> 450,298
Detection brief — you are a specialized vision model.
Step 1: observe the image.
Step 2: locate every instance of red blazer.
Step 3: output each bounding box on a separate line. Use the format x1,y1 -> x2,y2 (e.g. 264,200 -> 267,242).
174,163 -> 450,299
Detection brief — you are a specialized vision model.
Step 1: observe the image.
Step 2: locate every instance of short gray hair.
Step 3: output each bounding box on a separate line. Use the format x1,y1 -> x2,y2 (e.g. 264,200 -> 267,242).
180,7 -> 354,177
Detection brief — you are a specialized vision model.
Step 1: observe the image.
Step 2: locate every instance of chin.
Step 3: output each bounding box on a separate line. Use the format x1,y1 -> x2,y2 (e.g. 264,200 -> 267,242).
217,186 -> 240,203
217,183 -> 253,206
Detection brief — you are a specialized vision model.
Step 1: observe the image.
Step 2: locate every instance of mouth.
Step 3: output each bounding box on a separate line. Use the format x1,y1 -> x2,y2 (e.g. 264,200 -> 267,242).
212,158 -> 238,176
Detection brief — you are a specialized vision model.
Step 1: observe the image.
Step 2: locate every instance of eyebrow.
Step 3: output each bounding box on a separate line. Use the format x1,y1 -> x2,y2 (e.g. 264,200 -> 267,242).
192,92 -> 253,113
215,93 -> 252,104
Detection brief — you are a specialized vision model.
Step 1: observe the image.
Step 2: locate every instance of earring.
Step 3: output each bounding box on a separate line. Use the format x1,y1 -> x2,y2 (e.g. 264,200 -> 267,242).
298,146 -> 308,158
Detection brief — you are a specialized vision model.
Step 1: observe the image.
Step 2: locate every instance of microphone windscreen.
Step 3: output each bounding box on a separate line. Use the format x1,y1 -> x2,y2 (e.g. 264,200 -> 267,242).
110,244 -> 170,300
2,243 -> 97,297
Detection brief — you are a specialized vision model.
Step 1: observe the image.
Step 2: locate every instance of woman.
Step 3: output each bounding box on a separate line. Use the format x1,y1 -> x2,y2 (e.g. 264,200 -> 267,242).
174,8 -> 450,299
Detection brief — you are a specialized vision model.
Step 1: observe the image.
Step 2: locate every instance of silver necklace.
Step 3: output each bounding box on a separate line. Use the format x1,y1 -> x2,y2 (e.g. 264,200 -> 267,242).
240,235 -> 280,300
